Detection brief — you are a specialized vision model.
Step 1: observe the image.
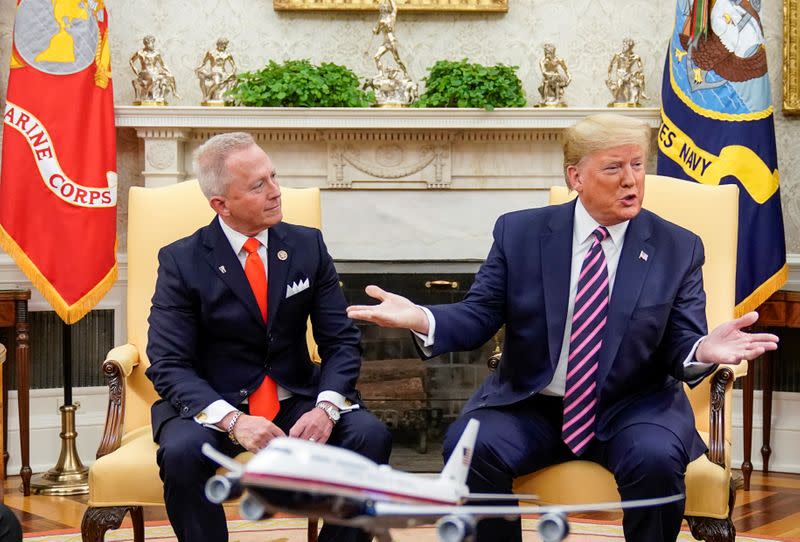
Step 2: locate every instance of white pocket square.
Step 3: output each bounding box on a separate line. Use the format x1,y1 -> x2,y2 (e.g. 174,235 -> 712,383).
286,278 -> 310,298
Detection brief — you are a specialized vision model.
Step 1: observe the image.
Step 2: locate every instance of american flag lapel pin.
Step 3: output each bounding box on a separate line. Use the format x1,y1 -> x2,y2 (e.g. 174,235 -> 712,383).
218,265 -> 227,274
639,250 -> 649,262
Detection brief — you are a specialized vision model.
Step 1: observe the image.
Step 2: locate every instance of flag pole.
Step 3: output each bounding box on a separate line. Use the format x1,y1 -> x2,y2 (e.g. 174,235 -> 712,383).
30,321 -> 89,495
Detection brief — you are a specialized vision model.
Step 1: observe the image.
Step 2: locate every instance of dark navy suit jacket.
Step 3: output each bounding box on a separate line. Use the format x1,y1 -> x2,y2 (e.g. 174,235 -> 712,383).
145,217 -> 361,440
424,200 -> 711,460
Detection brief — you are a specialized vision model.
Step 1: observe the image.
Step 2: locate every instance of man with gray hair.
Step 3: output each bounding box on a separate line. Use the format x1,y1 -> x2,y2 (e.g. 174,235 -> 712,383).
348,113 -> 777,541
146,132 -> 390,542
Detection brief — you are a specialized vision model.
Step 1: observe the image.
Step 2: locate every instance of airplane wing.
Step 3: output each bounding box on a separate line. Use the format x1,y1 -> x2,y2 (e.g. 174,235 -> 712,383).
201,443 -> 245,476
370,493 -> 683,519
465,493 -> 540,502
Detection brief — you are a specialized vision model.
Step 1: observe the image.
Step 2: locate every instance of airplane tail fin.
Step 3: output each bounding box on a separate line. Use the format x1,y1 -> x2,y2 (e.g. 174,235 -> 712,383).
439,418 -> 480,485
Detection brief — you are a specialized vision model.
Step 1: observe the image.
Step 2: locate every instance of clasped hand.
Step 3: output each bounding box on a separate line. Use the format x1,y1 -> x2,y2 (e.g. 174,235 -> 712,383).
228,409 -> 334,453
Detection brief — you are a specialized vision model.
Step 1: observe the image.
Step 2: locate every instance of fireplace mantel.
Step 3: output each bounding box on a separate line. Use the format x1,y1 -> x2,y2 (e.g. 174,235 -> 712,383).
117,106 -> 661,189
116,106 -> 660,131
117,106 -> 661,261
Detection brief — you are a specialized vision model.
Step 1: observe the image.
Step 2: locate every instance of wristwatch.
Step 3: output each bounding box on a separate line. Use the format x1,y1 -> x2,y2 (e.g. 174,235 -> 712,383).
316,402 -> 340,425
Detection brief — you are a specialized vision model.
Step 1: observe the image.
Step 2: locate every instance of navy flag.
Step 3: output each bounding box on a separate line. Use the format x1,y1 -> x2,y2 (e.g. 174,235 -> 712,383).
657,0 -> 787,315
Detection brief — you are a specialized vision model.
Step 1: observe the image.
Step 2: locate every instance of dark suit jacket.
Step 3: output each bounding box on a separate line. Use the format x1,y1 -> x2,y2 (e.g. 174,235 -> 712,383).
145,217 -> 361,439
423,200 -> 711,460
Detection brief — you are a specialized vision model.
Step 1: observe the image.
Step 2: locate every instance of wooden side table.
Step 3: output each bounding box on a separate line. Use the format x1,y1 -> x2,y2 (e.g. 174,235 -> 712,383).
741,290 -> 799,490
0,290 -> 31,496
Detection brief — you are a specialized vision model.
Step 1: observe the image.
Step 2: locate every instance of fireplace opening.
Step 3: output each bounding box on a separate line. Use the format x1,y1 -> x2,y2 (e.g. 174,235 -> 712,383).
341,272 -> 499,472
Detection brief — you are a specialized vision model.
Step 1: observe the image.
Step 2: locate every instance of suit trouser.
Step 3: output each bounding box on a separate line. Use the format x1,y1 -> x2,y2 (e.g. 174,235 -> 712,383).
156,395 -> 392,542
0,504 -> 22,542
443,394 -> 691,542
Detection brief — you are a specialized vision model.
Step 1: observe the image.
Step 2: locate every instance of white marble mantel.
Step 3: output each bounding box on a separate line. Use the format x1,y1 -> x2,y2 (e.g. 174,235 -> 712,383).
116,106 -> 661,131
117,106 -> 661,261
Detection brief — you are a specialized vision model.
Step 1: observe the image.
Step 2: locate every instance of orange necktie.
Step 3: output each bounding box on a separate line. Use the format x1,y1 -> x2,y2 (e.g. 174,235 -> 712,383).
242,237 -> 279,420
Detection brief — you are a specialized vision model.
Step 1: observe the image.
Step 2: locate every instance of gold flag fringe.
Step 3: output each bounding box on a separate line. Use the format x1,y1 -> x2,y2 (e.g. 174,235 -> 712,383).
734,263 -> 788,317
94,30 -> 111,89
0,224 -> 117,324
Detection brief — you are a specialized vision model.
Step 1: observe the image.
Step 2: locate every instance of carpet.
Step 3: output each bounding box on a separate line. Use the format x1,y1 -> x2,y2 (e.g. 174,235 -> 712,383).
24,518 -> 792,542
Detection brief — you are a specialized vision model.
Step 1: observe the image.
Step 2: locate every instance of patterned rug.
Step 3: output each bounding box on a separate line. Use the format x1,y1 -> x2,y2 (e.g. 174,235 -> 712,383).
24,518 -> 791,541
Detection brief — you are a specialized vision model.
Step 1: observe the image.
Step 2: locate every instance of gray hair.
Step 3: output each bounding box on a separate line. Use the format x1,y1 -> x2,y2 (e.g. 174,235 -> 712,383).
563,113 -> 650,187
193,132 -> 256,198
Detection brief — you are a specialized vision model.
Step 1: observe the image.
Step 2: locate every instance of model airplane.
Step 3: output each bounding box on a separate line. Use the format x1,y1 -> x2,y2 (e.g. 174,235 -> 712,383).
202,419 -> 682,542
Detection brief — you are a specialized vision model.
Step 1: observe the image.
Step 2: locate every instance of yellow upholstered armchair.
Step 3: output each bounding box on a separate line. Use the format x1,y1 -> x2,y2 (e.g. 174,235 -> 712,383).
504,175 -> 746,542
81,180 -> 322,542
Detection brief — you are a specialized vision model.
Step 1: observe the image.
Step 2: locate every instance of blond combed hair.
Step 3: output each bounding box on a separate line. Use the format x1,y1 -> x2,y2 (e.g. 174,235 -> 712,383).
193,132 -> 257,198
562,113 -> 651,187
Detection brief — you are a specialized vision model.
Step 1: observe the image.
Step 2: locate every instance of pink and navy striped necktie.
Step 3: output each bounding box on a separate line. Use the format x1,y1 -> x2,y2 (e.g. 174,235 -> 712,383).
562,226 -> 610,455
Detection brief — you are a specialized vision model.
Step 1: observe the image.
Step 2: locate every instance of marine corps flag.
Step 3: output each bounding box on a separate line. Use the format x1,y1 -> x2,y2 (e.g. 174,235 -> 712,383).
657,0 -> 787,316
0,0 -> 117,324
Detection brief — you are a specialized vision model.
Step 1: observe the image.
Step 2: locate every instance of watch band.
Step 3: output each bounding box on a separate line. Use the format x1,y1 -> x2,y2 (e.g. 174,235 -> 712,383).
226,410 -> 243,445
316,402 -> 339,425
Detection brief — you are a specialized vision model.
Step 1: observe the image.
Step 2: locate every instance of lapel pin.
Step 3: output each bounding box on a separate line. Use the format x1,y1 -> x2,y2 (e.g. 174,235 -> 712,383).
639,250 -> 649,262
218,265 -> 227,274
277,250 -> 288,261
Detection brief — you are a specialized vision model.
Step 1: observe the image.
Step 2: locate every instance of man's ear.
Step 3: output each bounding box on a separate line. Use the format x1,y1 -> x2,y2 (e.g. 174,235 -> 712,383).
209,195 -> 228,216
566,165 -> 582,192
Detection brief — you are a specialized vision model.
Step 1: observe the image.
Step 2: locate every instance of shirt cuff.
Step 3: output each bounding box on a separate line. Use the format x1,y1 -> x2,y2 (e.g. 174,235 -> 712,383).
194,399 -> 238,432
412,305 -> 436,356
683,336 -> 713,367
683,336 -> 716,385
317,391 -> 360,413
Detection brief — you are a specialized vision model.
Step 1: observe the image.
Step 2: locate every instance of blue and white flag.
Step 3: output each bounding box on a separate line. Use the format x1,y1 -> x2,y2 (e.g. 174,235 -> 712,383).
657,0 -> 787,315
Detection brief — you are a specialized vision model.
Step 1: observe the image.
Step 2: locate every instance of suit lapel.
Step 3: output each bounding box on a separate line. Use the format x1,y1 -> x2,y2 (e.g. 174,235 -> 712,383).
202,217 -> 267,328
597,212 -> 654,386
541,201 -> 575,369
267,223 -> 294,332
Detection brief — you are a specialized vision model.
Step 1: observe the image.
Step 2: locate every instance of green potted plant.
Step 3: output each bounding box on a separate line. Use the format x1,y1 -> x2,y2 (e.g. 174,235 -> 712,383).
227,59 -> 375,107
414,59 -> 526,110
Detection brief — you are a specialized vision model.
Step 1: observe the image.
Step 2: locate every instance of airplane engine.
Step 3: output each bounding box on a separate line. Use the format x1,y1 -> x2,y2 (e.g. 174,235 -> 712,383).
538,512 -> 569,542
204,475 -> 242,504
435,514 -> 475,542
239,493 -> 273,521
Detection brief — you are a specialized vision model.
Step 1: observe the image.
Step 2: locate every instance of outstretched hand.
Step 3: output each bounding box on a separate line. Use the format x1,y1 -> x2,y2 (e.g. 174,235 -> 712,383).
346,285 -> 430,334
695,311 -> 779,365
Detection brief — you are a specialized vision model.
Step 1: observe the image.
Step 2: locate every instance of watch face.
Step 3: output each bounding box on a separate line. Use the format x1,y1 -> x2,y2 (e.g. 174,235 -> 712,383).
327,405 -> 340,421
319,404 -> 339,421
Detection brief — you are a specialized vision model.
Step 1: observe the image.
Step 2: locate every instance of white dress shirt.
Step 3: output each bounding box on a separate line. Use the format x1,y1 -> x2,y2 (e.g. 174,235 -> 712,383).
417,198 -> 711,396
195,217 -> 351,429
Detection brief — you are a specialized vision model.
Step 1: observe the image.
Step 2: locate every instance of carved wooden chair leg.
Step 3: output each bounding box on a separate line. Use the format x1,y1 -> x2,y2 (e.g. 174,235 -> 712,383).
307,517 -> 319,542
81,506 -> 138,542
685,477 -> 737,542
130,505 -> 145,542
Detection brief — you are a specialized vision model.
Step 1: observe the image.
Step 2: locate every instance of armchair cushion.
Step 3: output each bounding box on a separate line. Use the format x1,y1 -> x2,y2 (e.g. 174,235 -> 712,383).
512,431 -> 731,519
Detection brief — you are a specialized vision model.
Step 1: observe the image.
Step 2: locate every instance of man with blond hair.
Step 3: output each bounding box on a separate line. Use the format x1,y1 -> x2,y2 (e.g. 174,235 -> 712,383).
348,113 -> 777,541
146,132 -> 390,542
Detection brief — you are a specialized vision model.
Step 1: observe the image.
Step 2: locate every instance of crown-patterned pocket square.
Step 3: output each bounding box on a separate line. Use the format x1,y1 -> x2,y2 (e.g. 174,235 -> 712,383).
286,278 -> 310,298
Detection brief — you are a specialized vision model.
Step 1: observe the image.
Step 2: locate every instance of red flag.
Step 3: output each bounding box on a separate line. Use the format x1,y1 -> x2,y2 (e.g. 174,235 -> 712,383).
0,0 -> 117,324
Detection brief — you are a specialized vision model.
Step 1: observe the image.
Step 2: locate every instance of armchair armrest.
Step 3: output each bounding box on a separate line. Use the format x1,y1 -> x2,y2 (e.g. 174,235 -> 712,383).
707,366 -> 735,468
96,344 -> 141,459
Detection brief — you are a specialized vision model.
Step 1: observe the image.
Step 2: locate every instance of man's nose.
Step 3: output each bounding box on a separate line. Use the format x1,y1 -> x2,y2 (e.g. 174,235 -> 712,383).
620,165 -> 636,187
